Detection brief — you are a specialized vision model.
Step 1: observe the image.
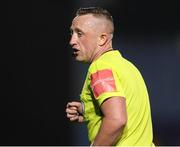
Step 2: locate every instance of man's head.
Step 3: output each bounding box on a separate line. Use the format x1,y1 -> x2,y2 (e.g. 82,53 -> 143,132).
70,7 -> 114,63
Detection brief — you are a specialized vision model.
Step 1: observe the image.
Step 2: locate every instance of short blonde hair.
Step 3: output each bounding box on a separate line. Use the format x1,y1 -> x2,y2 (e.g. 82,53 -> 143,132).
76,7 -> 114,34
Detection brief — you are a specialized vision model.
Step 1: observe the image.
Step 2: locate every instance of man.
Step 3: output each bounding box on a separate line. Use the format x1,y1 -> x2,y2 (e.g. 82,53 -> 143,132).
66,7 -> 154,146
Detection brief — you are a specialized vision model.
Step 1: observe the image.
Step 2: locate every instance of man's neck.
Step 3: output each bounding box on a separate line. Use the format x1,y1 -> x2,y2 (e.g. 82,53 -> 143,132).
90,46 -> 113,63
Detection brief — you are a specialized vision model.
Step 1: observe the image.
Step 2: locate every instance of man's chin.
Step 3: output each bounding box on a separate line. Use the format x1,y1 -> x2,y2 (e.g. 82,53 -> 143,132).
75,57 -> 89,63
74,56 -> 82,62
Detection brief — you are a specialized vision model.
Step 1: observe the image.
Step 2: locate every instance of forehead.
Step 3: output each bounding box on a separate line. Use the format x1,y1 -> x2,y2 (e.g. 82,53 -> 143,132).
71,14 -> 100,30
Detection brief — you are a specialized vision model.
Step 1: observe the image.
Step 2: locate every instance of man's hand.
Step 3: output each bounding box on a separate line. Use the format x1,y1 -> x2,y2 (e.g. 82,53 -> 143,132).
66,101 -> 84,123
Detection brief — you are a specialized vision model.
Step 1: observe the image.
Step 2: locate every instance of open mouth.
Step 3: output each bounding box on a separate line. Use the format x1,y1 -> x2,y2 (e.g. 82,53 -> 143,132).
72,48 -> 79,57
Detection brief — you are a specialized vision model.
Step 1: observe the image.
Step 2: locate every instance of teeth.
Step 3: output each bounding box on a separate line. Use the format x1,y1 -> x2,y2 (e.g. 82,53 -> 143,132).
73,49 -> 79,52
72,53 -> 76,57
72,49 -> 78,57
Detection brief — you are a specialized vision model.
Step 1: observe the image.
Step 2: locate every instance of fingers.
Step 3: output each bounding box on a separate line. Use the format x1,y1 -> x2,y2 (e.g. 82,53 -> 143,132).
66,103 -> 79,122
69,115 -> 79,121
66,107 -> 78,114
67,112 -> 78,119
66,109 -> 79,121
67,101 -> 83,114
66,101 -> 84,122
67,101 -> 81,108
66,111 -> 84,122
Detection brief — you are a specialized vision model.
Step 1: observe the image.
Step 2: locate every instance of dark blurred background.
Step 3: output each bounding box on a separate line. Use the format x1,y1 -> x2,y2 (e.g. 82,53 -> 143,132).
2,0 -> 180,145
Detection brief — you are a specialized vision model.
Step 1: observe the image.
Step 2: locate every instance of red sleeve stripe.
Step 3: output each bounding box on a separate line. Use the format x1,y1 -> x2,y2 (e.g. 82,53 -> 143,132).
90,69 -> 116,98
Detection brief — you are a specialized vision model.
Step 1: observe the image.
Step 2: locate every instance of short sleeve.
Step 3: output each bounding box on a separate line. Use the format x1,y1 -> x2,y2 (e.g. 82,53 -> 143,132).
89,61 -> 125,106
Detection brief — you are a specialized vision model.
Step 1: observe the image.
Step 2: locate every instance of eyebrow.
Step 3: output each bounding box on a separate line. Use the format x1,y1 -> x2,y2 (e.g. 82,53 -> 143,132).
70,27 -> 84,34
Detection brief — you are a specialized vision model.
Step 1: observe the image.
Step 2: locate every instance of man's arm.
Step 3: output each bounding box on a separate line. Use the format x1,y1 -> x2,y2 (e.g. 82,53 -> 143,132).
92,96 -> 127,146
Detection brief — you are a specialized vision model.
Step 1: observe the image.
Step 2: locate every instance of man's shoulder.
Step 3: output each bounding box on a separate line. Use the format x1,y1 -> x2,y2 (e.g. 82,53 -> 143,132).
89,58 -> 110,73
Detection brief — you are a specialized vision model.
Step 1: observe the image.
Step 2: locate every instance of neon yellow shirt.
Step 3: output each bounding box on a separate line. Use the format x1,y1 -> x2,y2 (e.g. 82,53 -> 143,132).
80,50 -> 154,146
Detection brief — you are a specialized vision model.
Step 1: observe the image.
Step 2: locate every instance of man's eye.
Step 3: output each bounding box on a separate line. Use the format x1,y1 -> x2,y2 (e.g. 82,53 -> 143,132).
77,32 -> 83,37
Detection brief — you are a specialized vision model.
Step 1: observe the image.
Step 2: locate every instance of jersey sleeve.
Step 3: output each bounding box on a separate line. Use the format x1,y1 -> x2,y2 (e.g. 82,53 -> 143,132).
89,61 -> 125,106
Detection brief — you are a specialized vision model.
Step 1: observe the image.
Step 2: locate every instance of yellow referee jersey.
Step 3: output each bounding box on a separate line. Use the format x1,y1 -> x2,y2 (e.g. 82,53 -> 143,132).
80,50 -> 154,146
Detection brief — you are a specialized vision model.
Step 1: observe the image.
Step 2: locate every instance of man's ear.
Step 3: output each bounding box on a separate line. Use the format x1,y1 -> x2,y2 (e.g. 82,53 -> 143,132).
98,33 -> 108,46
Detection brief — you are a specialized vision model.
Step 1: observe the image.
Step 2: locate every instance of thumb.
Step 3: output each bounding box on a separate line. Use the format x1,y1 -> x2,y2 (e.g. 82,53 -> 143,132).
78,115 -> 84,123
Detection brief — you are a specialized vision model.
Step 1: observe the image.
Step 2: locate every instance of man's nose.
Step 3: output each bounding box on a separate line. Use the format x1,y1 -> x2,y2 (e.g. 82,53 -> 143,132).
69,35 -> 76,46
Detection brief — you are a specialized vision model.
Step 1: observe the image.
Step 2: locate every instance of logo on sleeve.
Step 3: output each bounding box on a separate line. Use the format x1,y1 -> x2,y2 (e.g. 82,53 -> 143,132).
90,69 -> 116,99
